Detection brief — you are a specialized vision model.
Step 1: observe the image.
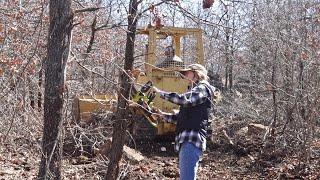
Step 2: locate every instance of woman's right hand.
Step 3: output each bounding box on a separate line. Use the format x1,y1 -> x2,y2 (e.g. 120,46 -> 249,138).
151,107 -> 164,121
151,113 -> 163,121
152,86 -> 161,94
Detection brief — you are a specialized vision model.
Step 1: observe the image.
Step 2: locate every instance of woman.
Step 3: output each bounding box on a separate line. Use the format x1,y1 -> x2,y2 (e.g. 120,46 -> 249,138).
153,64 -> 216,180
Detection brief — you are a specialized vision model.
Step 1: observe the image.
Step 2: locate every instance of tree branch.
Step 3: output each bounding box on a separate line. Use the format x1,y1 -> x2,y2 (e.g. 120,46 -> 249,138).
74,7 -> 101,14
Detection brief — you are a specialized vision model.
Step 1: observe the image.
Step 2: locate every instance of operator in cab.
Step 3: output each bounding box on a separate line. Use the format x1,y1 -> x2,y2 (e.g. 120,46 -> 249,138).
157,45 -> 184,68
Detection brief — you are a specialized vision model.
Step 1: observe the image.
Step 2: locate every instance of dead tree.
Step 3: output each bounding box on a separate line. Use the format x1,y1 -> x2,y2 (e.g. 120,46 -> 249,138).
105,0 -> 138,179
38,0 -> 73,179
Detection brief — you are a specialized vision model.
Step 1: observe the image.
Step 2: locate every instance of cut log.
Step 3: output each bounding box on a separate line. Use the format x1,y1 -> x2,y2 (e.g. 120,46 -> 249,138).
97,138 -> 144,164
123,146 -> 144,164
247,123 -> 268,136
235,127 -> 248,137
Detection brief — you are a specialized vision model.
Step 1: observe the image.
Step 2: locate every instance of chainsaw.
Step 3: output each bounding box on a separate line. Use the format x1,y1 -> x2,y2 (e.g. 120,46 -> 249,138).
131,81 -> 159,126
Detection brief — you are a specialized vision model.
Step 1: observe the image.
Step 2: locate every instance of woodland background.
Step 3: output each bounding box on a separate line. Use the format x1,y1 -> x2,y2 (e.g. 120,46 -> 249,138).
0,0 -> 319,179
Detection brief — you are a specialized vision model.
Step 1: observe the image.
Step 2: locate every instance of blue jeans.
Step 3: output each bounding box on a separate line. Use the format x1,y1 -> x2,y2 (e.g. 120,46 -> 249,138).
179,142 -> 203,180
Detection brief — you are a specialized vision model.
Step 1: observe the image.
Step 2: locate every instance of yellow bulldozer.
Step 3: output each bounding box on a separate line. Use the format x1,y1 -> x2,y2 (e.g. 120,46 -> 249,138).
73,26 -> 205,138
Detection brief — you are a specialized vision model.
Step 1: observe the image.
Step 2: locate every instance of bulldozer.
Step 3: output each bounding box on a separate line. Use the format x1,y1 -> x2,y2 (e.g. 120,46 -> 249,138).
73,26 -> 205,138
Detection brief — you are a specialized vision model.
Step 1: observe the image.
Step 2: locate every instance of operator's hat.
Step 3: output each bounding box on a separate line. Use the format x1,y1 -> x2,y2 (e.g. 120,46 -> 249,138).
179,63 -> 208,79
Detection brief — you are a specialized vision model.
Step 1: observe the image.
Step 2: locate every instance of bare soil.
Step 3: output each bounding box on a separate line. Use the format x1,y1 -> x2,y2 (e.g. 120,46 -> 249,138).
1,134 -> 319,180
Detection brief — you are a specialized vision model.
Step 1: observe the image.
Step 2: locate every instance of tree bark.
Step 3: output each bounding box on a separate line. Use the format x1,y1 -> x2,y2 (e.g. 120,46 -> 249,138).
105,0 -> 138,179
38,0 -> 73,179
38,68 -> 43,109
224,22 -> 230,90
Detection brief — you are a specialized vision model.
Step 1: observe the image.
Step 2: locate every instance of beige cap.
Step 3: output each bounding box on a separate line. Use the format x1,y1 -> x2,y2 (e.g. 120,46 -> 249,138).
179,63 -> 208,76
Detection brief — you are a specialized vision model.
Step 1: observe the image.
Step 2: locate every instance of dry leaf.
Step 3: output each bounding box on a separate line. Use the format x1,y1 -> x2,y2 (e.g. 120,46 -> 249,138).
203,0 -> 214,9
149,4 -> 155,12
0,24 -> 4,32
300,52 -> 309,60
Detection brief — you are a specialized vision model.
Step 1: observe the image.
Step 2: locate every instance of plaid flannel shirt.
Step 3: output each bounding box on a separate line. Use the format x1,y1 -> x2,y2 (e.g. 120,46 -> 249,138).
159,81 -> 214,152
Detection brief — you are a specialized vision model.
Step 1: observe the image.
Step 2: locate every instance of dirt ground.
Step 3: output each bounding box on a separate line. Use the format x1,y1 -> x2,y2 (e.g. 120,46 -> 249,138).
122,137 -> 320,180
1,132 -> 319,180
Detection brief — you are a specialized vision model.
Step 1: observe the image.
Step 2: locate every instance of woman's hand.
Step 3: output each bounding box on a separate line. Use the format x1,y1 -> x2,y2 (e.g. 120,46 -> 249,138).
151,112 -> 163,121
152,86 -> 162,93
151,107 -> 164,121
151,106 -> 162,114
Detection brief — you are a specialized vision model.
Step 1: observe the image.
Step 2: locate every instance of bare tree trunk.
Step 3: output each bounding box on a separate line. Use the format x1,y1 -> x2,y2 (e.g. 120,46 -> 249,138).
105,0 -> 138,179
224,18 -> 230,90
86,15 -> 97,54
38,0 -> 73,179
249,0 -> 258,98
270,57 -> 277,136
223,4 -> 234,91
29,77 -> 35,109
298,4 -> 307,122
228,1 -> 236,91
228,47 -> 233,91
282,0 -> 295,132
38,68 -> 43,110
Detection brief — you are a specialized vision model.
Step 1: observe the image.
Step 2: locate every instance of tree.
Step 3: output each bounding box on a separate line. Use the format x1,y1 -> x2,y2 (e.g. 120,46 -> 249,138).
38,0 -> 73,179
105,0 -> 138,179
105,1 -> 219,178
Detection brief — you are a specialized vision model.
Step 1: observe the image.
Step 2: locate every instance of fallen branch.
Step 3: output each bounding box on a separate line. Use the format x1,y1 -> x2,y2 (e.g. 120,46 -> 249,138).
74,7 -> 101,14
221,130 -> 255,162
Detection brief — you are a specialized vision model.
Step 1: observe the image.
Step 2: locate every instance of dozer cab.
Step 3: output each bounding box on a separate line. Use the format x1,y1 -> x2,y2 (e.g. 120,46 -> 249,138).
73,26 -> 205,138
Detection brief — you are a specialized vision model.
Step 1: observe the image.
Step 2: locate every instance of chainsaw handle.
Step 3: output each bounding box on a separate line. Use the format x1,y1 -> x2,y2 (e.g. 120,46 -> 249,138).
140,81 -> 153,93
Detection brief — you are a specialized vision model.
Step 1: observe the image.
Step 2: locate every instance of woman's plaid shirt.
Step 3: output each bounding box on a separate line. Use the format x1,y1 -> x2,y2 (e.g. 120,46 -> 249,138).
159,81 -> 215,152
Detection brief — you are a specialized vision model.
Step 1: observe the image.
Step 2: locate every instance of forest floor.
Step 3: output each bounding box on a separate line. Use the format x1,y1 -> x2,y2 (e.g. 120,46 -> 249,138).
0,124 -> 320,180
